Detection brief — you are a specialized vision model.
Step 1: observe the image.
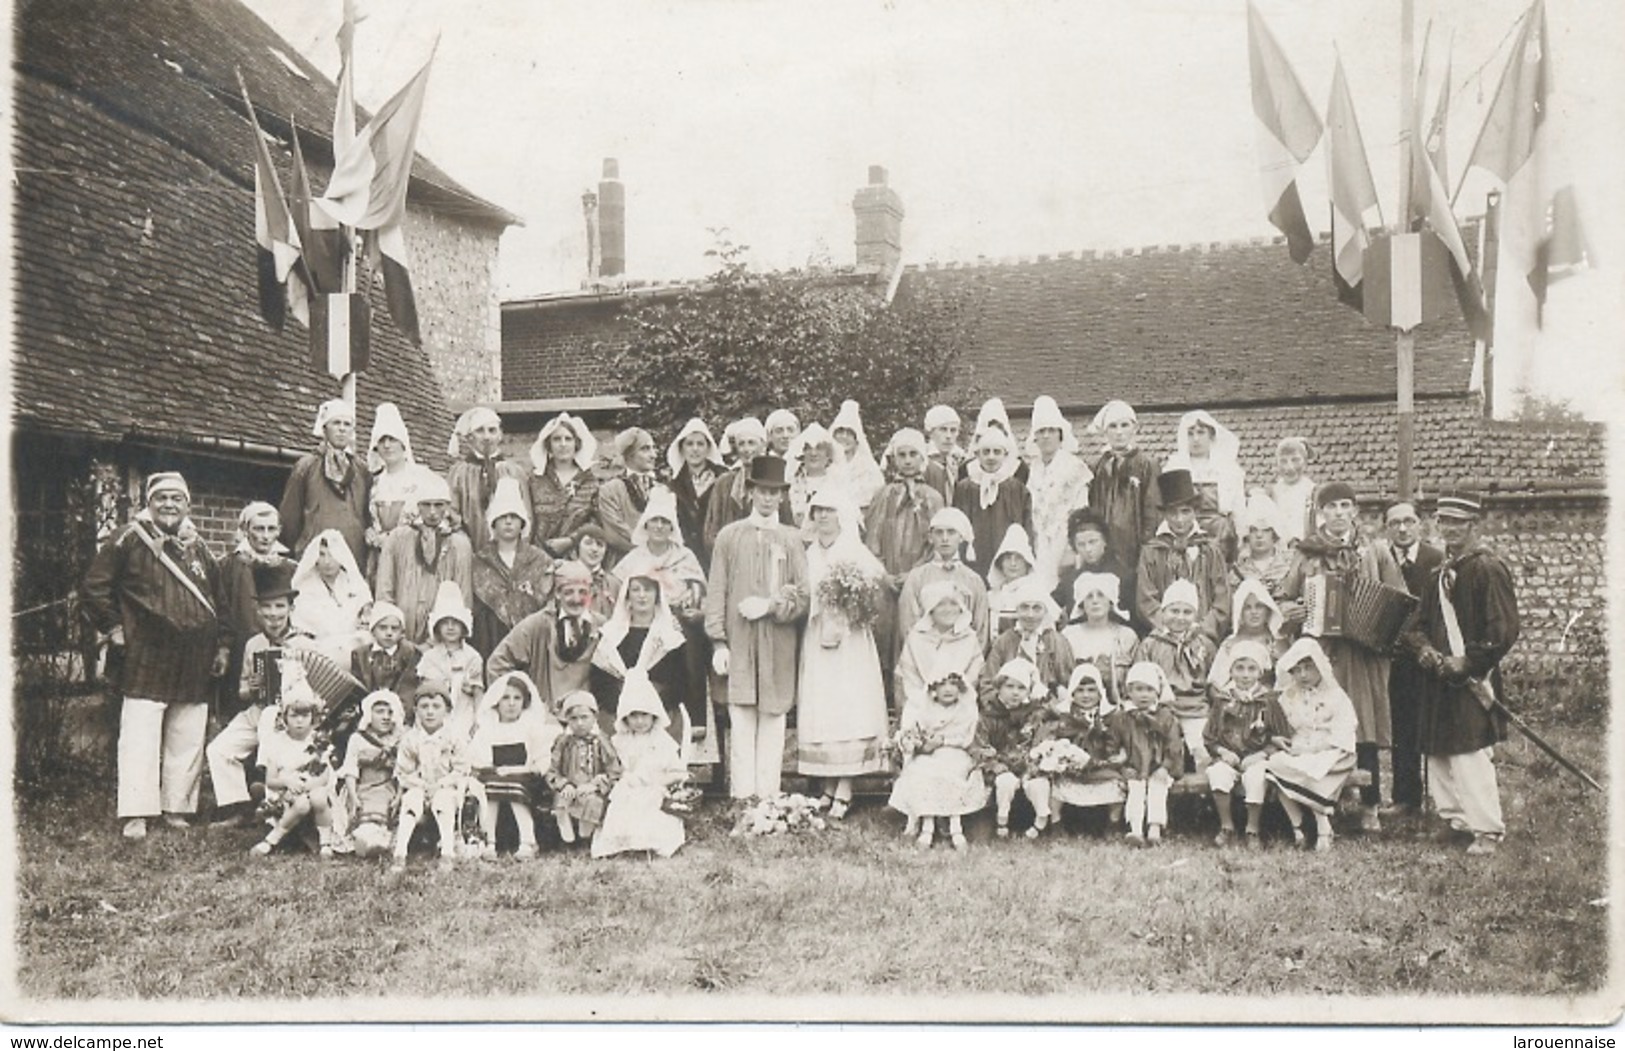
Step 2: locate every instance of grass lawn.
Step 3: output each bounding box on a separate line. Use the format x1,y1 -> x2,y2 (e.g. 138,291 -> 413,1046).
11,720 -> 1611,1019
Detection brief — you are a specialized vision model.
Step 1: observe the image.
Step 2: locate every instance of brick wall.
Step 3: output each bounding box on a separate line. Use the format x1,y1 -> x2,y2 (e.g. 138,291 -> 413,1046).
404,207 -> 505,409
501,300 -> 637,401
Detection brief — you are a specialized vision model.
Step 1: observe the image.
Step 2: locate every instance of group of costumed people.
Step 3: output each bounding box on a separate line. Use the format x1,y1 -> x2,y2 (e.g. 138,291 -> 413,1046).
83,392 -> 1520,865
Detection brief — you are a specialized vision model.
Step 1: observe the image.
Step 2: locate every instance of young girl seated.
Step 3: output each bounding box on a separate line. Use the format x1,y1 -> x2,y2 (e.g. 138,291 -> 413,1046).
390,680 -> 474,873
470,672 -> 559,859
1119,661 -> 1185,847
1059,571 -> 1141,707
888,671 -> 987,851
251,683 -> 337,858
351,601 -> 421,723
1264,639 -> 1359,852
1042,663 -> 1129,829
1131,580 -> 1216,770
547,691 -> 622,845
336,689 -> 404,859
1204,641 -> 1288,849
986,524 -> 1040,636
592,671 -> 690,859
977,657 -> 1054,840
416,581 -> 485,738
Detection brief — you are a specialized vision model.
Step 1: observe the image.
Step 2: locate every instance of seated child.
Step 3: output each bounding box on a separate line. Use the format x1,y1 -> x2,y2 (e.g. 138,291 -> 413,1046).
1131,579 -> 1217,771
1264,639 -> 1358,852
351,601 -> 421,723
592,671 -> 690,859
547,691 -> 621,845
1119,661 -> 1185,847
888,671 -> 988,850
390,680 -> 474,872
336,689 -> 404,859
416,581 -> 485,738
470,671 -> 559,859
981,576 -> 1075,703
1209,578 -> 1287,689
1203,641 -> 1288,849
1042,663 -> 1130,826
250,683 -> 336,858
1059,572 -> 1140,708
976,657 -> 1052,840
986,524 -> 1040,636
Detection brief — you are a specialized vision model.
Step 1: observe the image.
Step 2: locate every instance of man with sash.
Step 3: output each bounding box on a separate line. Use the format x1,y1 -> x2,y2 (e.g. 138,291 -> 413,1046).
83,472 -> 231,841
1403,492 -> 1520,857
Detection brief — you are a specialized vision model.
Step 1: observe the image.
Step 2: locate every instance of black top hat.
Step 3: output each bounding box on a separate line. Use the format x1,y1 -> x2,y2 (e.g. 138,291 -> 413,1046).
252,560 -> 298,602
746,454 -> 791,490
1156,468 -> 1198,508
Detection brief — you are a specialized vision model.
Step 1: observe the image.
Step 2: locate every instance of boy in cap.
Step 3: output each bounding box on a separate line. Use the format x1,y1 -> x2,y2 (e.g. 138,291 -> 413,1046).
375,472 -> 474,644
280,399 -> 370,564
1135,468 -> 1231,641
390,680 -> 473,872
1402,492 -> 1519,856
351,600 -> 421,722
705,455 -> 810,799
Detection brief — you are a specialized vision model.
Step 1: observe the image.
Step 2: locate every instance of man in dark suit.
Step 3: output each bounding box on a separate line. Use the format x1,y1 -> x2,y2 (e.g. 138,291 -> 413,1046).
1384,500 -> 1445,814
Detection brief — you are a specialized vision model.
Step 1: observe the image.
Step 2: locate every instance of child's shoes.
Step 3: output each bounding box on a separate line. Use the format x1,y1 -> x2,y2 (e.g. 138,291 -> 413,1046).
514,843 -> 539,861
1146,824 -> 1163,846
828,799 -> 849,821
994,823 -> 1010,839
1213,828 -> 1234,849
318,845 -> 334,860
249,839 -> 273,857
950,833 -> 967,851
1124,830 -> 1145,848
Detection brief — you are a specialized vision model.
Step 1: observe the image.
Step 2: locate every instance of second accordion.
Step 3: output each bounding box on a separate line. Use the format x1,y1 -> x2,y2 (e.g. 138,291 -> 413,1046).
1303,573 -> 1419,653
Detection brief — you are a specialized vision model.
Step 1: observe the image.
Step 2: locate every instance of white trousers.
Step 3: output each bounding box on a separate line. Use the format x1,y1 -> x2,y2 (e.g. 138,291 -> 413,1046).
1206,759 -> 1269,804
394,785 -> 464,858
1125,769 -> 1173,834
205,704 -> 274,807
993,772 -> 1054,822
727,705 -> 787,800
118,698 -> 209,819
1178,716 -> 1210,767
1428,748 -> 1506,837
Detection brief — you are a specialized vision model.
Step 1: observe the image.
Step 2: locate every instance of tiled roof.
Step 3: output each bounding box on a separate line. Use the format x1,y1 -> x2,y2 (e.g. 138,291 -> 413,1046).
900,238 -> 1477,409
11,70 -> 456,464
17,0 -> 520,230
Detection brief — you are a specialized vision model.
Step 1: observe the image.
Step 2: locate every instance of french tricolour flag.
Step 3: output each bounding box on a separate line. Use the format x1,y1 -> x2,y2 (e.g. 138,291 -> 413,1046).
311,293 -> 371,378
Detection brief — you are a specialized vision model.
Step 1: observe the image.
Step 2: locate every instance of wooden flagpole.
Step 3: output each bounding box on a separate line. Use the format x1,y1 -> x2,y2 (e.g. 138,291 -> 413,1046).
339,2 -> 359,414
1395,0 -> 1416,502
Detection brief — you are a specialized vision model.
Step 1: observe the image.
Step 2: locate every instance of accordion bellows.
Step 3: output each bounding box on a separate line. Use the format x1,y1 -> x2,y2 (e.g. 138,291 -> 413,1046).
1303,573 -> 1419,653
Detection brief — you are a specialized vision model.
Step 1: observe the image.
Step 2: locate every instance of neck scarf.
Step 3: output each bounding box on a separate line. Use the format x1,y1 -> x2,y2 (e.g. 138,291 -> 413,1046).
465,448 -> 501,512
319,440 -> 353,496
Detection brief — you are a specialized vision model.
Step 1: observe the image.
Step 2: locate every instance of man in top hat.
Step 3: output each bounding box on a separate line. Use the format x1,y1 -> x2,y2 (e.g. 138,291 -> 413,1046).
1403,492 -> 1520,856
280,399 -> 371,565
1280,480 -> 1406,832
1135,468 -> 1231,641
1385,500 -> 1446,814
705,455 -> 810,800
83,472 -> 232,840
702,418 -> 794,554
375,472 -> 474,644
205,559 -> 315,828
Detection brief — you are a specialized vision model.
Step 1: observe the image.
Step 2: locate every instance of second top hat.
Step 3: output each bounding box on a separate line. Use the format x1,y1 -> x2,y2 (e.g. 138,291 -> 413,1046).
252,560 -> 298,602
746,454 -> 791,489
1157,468 -> 1199,507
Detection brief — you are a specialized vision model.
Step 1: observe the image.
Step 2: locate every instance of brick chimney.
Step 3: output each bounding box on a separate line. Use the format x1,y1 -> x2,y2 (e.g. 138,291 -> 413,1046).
852,164 -> 904,279
598,158 -> 625,278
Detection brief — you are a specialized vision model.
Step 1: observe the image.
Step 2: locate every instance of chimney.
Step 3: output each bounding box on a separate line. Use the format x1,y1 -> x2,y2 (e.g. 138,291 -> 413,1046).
852,164 -> 904,280
581,189 -> 600,284
598,157 -> 625,278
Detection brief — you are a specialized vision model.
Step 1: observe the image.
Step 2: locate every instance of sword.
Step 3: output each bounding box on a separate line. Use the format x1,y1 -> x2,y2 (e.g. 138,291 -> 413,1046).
1469,677 -> 1602,793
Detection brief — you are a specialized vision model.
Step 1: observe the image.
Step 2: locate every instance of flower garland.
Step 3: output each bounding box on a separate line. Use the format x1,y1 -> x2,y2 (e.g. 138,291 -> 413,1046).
1028,739 -> 1093,776
730,793 -> 829,837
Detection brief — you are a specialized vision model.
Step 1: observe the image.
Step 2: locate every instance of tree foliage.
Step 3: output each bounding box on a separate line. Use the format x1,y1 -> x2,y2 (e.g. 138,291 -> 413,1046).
1508,387 -> 1588,424
614,240 -> 982,443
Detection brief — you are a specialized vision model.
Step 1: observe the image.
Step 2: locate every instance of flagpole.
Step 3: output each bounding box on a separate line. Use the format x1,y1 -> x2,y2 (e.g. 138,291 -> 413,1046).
339,1 -> 360,415
1395,0 -> 1416,503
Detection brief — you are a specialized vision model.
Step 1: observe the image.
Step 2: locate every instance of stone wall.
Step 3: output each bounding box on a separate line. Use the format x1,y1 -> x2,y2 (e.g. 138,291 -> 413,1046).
403,206 -> 505,409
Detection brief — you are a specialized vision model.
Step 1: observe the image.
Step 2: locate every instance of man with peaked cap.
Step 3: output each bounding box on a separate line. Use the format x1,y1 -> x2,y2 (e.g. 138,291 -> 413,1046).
705,455 -> 810,799
1401,492 -> 1519,857
280,399 -> 371,564
83,472 -> 232,840
375,472 -> 474,644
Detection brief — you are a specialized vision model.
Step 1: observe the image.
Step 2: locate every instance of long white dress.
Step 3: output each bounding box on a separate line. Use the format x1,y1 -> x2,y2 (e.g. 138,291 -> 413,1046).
592,729 -> 687,858
796,534 -> 890,777
1026,448 -> 1092,587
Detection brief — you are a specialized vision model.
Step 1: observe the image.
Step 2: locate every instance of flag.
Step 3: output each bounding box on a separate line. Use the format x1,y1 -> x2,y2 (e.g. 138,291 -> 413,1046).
289,120 -> 345,295
369,221 -> 421,345
239,71 -> 309,330
311,293 -> 371,377
320,41 -> 436,231
1326,57 -> 1381,310
334,0 -> 358,159
1424,35 -> 1452,189
1406,57 -> 1488,339
1463,0 -> 1590,325
1247,2 -> 1324,264
1362,231 -> 1458,332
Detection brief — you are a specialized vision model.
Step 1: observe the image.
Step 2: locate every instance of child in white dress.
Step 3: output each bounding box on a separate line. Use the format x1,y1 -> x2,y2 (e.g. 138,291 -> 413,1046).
888,671 -> 988,851
250,684 -> 336,858
593,671 -> 689,858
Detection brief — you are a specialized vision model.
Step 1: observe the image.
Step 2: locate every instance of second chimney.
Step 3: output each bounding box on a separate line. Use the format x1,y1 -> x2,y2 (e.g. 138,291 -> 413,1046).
598,158 -> 625,278
853,164 -> 904,280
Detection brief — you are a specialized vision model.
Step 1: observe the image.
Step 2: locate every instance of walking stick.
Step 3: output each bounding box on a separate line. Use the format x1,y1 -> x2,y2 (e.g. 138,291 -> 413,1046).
1471,679 -> 1603,793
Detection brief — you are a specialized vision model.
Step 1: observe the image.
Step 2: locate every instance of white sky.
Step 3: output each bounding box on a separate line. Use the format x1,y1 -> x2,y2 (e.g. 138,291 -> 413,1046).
244,0 -> 1625,417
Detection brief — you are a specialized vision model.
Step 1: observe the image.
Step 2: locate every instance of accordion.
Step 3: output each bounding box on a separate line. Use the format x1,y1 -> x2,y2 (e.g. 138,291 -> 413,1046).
257,646 -> 367,713
1303,573 -> 1419,653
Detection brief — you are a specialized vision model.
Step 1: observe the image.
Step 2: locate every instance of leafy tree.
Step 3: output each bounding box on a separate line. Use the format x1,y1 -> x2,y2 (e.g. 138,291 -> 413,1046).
1509,387 -> 1587,424
614,239 -> 982,444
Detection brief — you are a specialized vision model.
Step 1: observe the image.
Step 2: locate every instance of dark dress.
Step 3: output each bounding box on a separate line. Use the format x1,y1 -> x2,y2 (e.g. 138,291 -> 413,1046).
1088,447 -> 1161,578
588,626 -> 691,747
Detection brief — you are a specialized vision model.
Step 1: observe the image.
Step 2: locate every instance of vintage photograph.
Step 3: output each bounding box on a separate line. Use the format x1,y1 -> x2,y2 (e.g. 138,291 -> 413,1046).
5,0 -> 1619,1026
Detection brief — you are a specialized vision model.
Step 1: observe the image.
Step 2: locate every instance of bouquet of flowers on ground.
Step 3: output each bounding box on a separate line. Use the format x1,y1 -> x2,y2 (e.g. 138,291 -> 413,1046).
816,561 -> 883,634
661,782 -> 703,816
731,793 -> 828,837
1029,738 -> 1092,777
